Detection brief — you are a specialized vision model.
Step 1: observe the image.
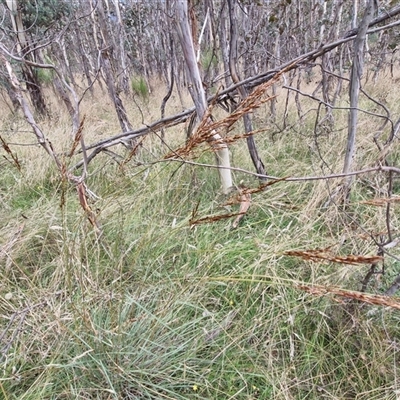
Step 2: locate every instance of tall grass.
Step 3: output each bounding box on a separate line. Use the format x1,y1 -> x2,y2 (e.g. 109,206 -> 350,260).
1,74 -> 400,399
131,76 -> 150,102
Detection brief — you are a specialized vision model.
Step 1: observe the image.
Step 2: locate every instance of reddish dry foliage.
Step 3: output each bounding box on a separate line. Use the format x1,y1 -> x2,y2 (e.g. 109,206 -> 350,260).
223,178 -> 290,207
68,115 -> 86,157
298,284 -> 400,310
164,66 -> 288,160
76,182 -> 102,234
0,135 -> 21,171
190,211 -> 245,226
190,186 -> 252,227
285,248 -> 383,265
190,177 -> 291,227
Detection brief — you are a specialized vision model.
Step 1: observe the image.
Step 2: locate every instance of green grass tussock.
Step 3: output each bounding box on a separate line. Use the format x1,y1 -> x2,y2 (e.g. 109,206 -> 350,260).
1,75 -> 400,399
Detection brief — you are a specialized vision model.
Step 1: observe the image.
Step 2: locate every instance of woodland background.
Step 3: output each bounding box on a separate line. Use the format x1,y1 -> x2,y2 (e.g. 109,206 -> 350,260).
2,0 -> 400,399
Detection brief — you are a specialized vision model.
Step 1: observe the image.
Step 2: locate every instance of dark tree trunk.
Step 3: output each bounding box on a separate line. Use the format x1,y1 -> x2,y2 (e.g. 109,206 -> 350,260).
227,0 -> 266,180
22,65 -> 47,117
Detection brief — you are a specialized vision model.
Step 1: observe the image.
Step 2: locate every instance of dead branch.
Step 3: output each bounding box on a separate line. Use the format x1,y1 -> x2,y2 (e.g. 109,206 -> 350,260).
283,85 -> 389,122
385,275 -> 400,296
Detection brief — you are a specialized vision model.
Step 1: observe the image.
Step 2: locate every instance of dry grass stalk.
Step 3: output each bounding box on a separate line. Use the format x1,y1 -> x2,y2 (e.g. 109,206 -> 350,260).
298,284 -> 400,310
285,247 -> 383,265
0,224 -> 24,272
0,135 -> 21,171
68,115 -> 86,157
359,196 -> 400,206
120,137 -> 145,170
165,66 -> 285,160
189,177 -> 291,227
204,310 -> 238,342
224,177 -> 291,206
76,182 -> 102,236
189,210 -> 245,226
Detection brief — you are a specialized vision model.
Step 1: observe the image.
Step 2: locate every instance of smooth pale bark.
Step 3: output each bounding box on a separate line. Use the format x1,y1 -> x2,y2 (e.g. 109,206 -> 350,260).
218,5 -> 231,89
343,0 -> 376,189
352,0 -> 358,30
319,1 -> 328,45
174,0 -> 233,194
111,0 -> 129,92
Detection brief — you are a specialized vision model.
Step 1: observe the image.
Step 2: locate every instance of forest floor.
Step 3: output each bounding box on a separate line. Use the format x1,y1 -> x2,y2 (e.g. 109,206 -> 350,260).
1,70 -> 400,399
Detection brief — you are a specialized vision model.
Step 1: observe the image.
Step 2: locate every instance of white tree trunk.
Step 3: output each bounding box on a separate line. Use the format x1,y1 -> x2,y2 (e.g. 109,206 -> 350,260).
5,0 -> 27,52
174,0 -> 233,194
343,0 -> 376,189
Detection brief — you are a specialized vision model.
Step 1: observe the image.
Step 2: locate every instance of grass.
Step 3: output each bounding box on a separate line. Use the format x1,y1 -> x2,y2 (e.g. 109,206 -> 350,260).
131,76 -> 150,102
1,71 -> 400,399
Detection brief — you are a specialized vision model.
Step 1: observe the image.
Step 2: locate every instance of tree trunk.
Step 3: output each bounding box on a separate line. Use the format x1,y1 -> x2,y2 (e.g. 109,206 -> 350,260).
75,26 -> 94,95
227,0 -> 266,180
342,0 -> 376,195
94,0 -> 136,149
5,0 -> 47,116
174,0 -> 233,194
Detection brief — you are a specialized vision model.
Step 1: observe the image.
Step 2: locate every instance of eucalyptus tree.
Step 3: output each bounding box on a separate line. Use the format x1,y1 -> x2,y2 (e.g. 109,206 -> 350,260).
343,0 -> 377,197
227,0 -> 266,178
174,0 -> 233,193
88,0 -> 137,148
2,0 -> 400,197
3,0 -> 71,116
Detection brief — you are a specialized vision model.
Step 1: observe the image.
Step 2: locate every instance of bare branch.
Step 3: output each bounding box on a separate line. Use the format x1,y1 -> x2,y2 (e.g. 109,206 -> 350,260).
146,158 -> 400,183
283,85 -> 389,122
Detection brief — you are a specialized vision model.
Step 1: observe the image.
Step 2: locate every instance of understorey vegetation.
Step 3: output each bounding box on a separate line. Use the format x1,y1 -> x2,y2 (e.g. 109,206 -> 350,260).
1,1 -> 400,399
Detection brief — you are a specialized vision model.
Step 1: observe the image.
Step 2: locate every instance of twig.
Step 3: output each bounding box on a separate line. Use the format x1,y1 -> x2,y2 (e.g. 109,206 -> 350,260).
283,85 -> 389,122
0,302 -> 46,363
161,158 -> 400,182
